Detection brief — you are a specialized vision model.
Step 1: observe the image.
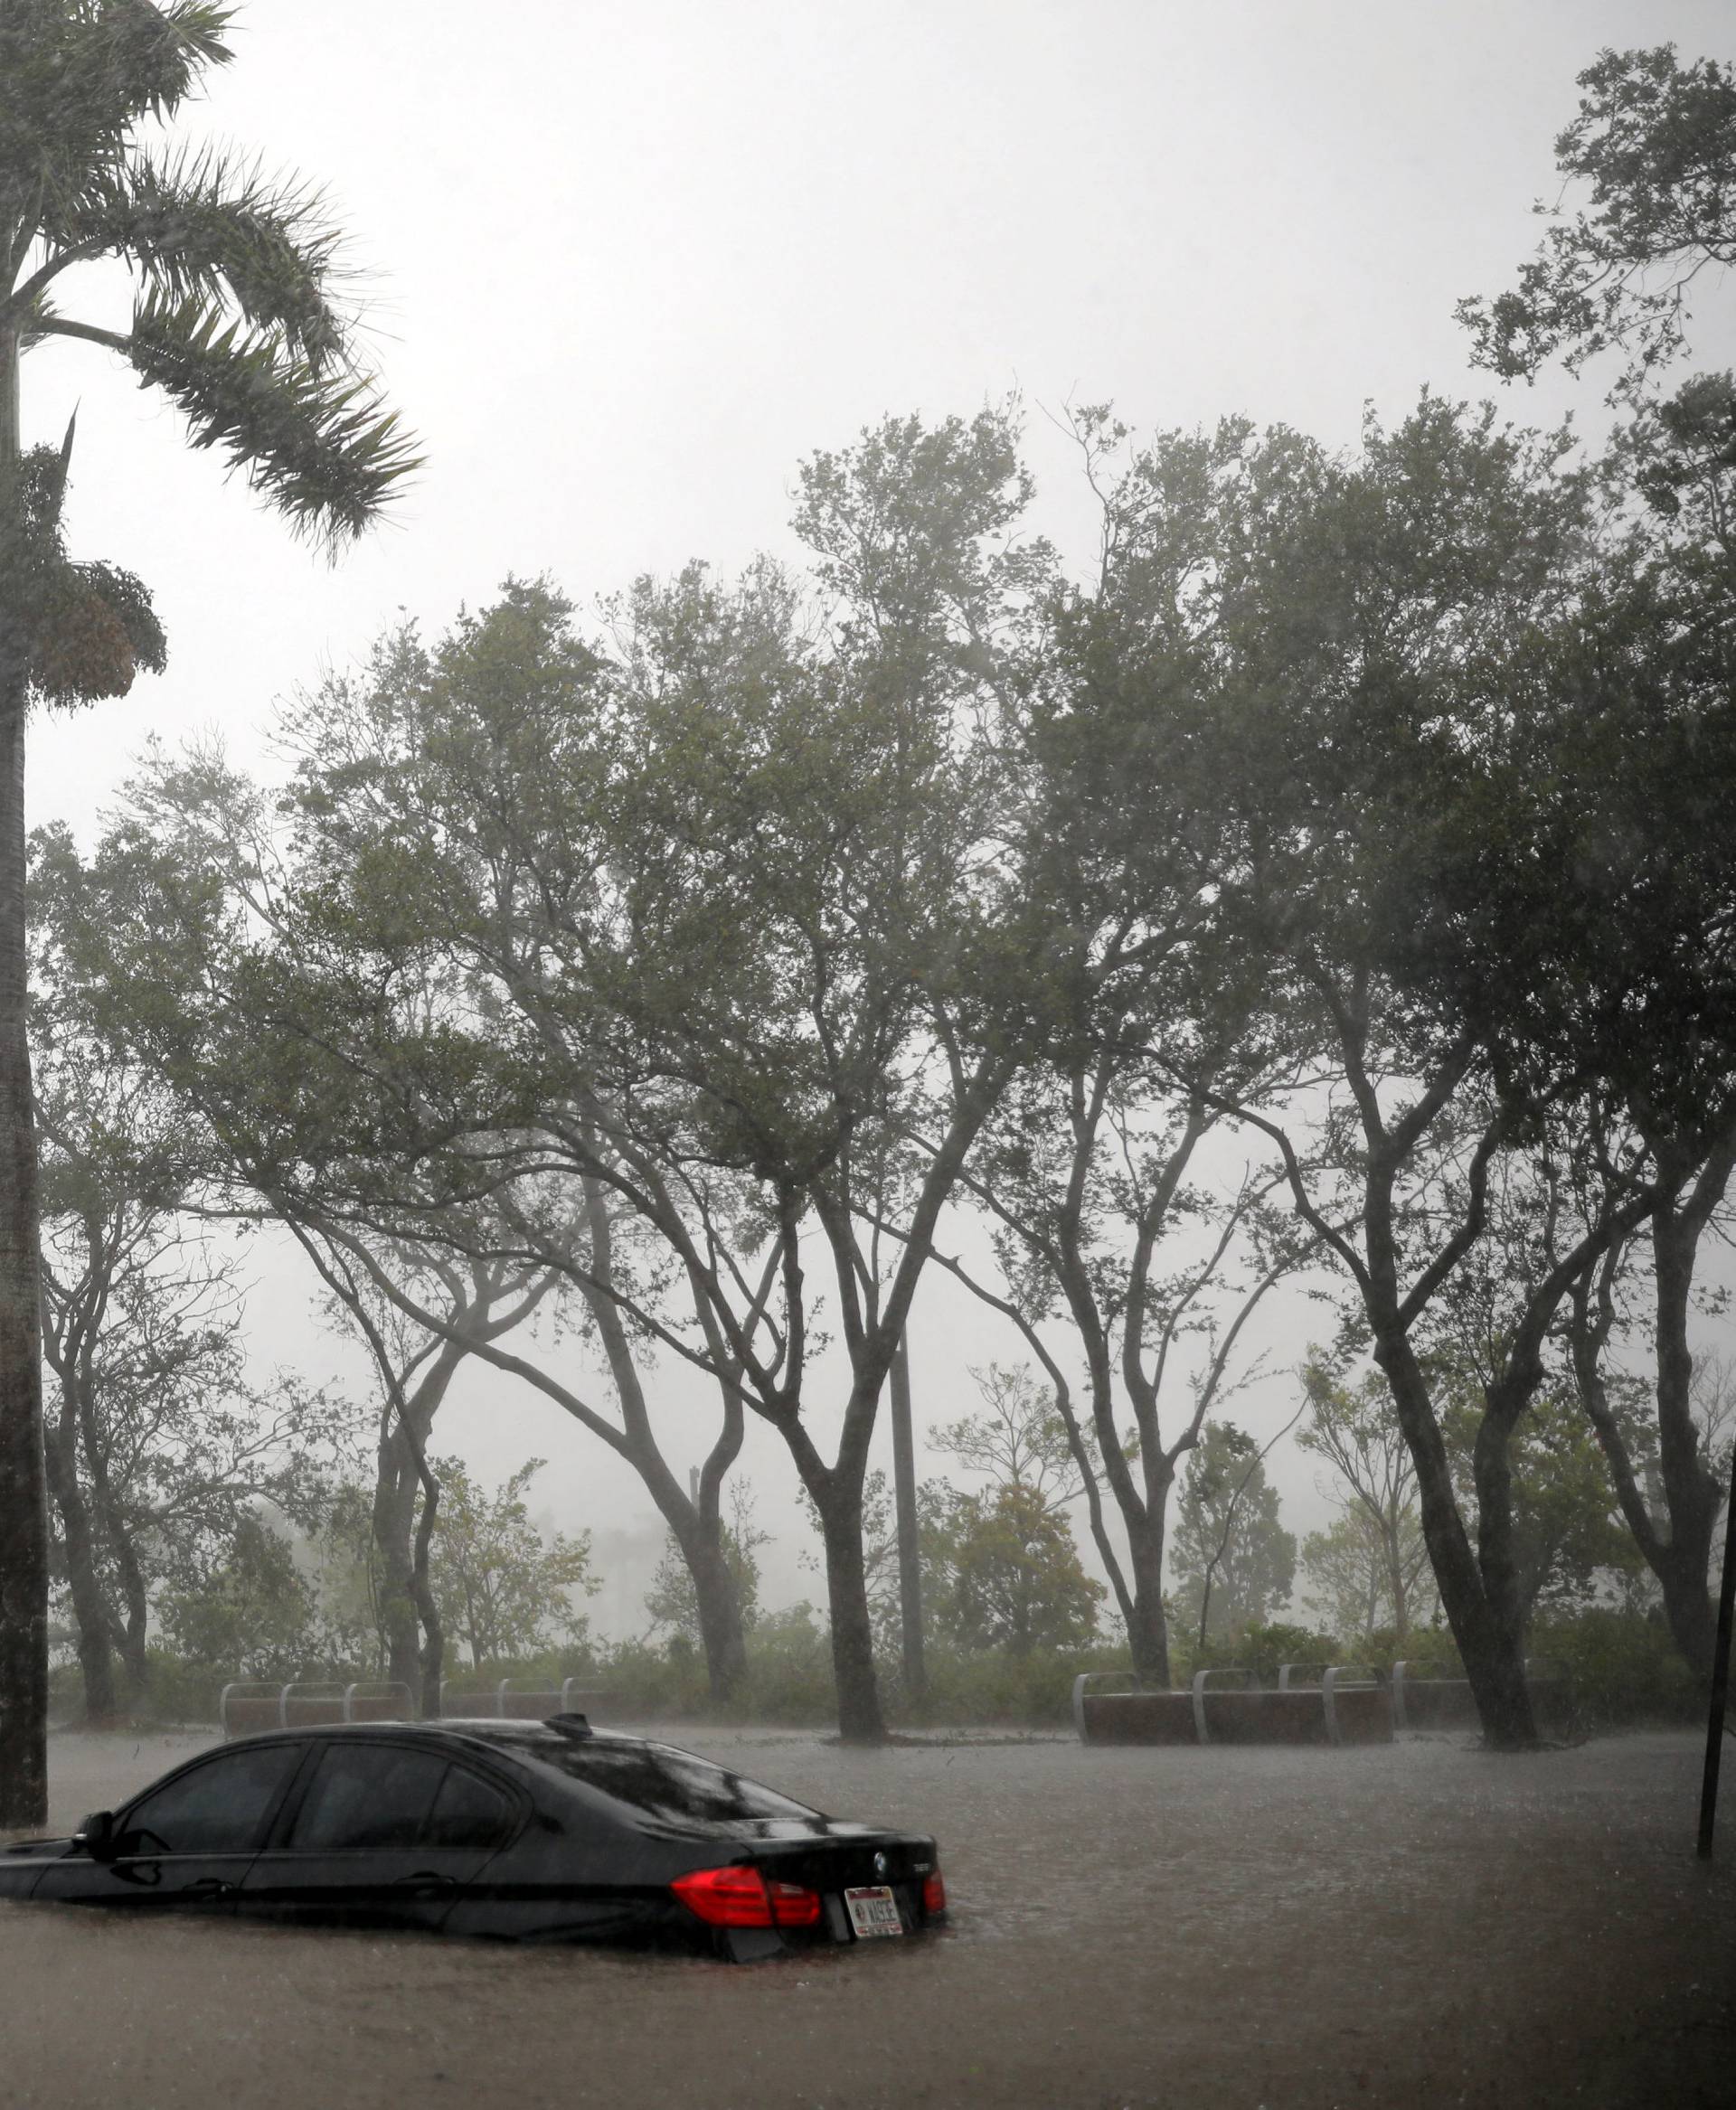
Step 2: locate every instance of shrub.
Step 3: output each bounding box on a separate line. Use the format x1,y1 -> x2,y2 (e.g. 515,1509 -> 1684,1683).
1174,1620 -> 1344,1686
1528,1607 -> 1702,1728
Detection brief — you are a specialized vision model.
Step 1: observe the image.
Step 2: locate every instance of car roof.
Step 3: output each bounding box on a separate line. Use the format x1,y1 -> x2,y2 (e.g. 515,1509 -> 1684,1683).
235,1719 -> 644,1750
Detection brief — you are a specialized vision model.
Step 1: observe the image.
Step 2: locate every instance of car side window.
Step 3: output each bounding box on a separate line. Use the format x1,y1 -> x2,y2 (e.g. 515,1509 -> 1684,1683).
285,1744 -> 448,1851
116,1742 -> 305,1857
424,1765 -> 514,1851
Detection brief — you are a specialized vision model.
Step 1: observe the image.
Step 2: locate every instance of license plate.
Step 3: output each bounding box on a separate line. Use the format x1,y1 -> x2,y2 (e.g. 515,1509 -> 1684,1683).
844,1884 -> 904,1938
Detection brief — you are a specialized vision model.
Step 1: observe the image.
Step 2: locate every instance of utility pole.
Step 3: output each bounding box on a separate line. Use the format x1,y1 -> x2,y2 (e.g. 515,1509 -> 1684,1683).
890,1331 -> 926,1703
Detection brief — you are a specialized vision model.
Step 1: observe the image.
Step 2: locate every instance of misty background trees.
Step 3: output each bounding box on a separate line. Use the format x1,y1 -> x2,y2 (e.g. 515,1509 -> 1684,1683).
4,21 -> 1736,1804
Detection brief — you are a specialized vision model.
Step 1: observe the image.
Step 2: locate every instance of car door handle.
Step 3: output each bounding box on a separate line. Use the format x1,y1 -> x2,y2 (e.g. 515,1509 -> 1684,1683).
185,1879 -> 233,1898
392,1871 -> 457,1891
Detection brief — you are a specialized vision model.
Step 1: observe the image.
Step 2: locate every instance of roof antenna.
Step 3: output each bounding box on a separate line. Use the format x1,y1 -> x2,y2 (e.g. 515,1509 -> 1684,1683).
545,1711 -> 593,1739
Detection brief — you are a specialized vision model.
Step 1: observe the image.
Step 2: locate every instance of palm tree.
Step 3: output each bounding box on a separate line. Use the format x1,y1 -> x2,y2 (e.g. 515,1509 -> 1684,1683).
0,1 -> 418,1823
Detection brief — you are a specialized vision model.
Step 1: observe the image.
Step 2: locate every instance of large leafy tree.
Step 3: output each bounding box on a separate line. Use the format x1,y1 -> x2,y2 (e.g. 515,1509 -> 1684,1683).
1459,42 -> 1736,1695
1140,399 -> 1659,1745
177,408 -> 1047,1744
0,0 -> 416,1823
1458,45 -> 1736,397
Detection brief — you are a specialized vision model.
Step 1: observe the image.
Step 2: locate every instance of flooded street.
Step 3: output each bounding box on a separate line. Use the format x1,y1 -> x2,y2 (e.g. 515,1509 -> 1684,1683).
4,1726 -> 1732,2108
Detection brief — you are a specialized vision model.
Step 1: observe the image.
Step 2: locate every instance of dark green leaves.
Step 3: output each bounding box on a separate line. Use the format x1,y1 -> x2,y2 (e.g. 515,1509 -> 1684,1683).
127,292 -> 420,547
1459,45 -> 1736,394
3,4 -> 419,551
70,148 -> 348,367
0,2 -> 236,247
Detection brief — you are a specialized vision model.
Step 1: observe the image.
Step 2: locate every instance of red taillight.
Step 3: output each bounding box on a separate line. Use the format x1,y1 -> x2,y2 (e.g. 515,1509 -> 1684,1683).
769,1879 -> 822,1927
921,1871 -> 947,1917
671,1865 -> 822,1929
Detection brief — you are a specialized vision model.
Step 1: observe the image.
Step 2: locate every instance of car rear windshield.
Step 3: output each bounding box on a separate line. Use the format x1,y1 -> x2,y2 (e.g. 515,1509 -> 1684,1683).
481,1733 -> 823,1828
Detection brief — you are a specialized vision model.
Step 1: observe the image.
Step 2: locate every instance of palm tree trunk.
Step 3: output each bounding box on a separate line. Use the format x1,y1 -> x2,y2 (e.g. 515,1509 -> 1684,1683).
0,320 -> 49,1826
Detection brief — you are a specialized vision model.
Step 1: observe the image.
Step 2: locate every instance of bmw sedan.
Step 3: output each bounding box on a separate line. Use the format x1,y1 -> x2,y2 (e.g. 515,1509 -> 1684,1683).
0,1714 -> 948,1962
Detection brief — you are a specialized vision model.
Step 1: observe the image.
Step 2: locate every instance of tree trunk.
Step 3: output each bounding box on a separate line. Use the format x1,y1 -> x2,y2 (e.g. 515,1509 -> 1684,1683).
1123,1505 -> 1171,1686
71,1373 -> 148,1701
1387,1504 -> 1410,1645
680,1515 -> 750,1703
407,1448 -> 444,1718
571,1178 -> 751,1704
42,1390 -> 117,1725
1649,1198 -> 1723,1676
889,1333 -> 926,1704
0,314 -> 47,1820
632,1448 -> 750,1706
1571,1144 -> 1730,1684
817,1491 -> 883,1742
371,1435 -> 421,1700
110,1533 -> 149,1700
1376,1331 -> 1537,1747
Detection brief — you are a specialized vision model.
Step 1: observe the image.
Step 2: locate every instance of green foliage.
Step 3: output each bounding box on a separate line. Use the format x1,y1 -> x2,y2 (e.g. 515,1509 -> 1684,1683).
1459,45 -> 1736,391
1302,1514 -> 1407,1642
1436,1371 -> 1648,1616
1297,1361 -> 1436,1640
932,1485 -> 1104,1658
420,1457 -> 598,1670
590,1604 -> 836,1726
1170,1422 -> 1297,1642
1374,1624 -> 1464,1677
932,1362 -> 1094,1514
156,1512 -> 317,1675
50,1644 -> 233,1730
51,1602 -> 1706,1734
1527,1607 -> 1702,1727
127,292 -> 420,544
0,2 -> 236,246
643,1485 -> 766,1645
898,1643 -> 1130,1728
1175,1619 -> 1344,1685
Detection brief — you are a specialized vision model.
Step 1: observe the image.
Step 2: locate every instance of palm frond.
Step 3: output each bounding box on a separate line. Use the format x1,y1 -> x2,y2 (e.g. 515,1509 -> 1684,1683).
77,1 -> 236,123
0,2 -> 235,247
69,146 -> 348,367
127,293 -> 422,550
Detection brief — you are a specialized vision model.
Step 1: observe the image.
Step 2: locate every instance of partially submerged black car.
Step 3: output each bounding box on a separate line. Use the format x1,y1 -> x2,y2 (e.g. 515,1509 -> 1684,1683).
0,1715 -> 947,1962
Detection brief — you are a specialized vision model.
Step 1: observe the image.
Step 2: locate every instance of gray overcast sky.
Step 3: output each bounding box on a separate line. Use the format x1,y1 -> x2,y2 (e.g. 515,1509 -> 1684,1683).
22,2 -> 1736,1628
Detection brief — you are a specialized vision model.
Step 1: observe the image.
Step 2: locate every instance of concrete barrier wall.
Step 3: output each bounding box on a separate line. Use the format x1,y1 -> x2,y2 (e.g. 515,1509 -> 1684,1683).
222,1682 -> 416,1738
223,1678 -> 612,1738
1394,1678 -> 1480,1730
1075,1672 -> 1395,1747
1080,1692 -> 1199,1744
1328,1686 -> 1395,1745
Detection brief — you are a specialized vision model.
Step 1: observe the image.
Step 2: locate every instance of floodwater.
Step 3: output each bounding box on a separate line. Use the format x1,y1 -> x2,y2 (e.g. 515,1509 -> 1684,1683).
3,1725 -> 1732,2108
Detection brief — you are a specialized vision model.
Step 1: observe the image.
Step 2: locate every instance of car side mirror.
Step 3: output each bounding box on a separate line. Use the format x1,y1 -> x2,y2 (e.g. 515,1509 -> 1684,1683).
75,1811 -> 117,1861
